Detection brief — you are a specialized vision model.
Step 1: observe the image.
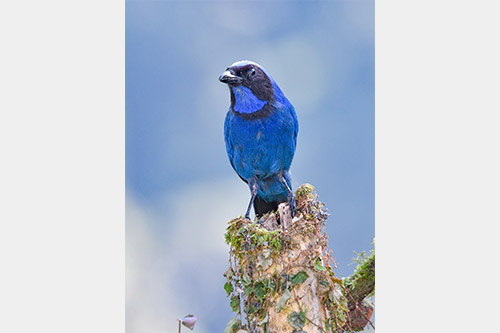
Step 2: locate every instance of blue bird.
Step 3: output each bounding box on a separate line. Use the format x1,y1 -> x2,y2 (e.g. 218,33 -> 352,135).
219,60 -> 298,219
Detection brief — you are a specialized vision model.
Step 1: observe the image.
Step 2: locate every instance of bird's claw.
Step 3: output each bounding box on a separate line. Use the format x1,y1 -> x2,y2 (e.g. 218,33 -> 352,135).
288,194 -> 296,218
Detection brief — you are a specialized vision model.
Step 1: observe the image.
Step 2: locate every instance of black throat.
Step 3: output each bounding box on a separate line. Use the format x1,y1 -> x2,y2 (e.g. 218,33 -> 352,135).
231,101 -> 275,120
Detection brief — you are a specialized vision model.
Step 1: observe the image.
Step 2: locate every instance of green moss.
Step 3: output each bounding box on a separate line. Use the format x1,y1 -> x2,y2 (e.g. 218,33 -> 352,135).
343,248 -> 375,302
295,183 -> 315,199
225,218 -> 284,260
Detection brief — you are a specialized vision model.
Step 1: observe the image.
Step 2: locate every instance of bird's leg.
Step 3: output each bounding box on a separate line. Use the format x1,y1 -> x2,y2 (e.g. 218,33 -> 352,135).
245,177 -> 258,220
278,172 -> 296,218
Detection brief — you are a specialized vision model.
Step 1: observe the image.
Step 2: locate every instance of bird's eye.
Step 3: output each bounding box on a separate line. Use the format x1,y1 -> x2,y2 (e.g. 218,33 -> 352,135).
248,68 -> 256,77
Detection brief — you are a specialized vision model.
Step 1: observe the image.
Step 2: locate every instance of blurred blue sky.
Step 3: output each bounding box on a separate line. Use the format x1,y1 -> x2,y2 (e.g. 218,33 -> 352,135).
126,1 -> 374,332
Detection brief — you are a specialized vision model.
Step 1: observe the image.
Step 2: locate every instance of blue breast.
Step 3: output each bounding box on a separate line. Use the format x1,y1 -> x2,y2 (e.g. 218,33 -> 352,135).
224,95 -> 298,202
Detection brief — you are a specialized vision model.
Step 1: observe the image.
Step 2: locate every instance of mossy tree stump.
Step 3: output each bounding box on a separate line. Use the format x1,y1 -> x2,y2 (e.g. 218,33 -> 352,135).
224,184 -> 374,332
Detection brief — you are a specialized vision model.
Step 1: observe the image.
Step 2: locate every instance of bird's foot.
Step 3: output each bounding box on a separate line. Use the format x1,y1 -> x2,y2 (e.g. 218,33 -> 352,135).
288,194 -> 296,218
244,177 -> 258,221
256,216 -> 266,227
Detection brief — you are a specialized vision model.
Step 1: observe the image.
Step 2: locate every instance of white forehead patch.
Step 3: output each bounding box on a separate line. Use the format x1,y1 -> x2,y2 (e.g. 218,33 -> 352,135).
231,60 -> 262,70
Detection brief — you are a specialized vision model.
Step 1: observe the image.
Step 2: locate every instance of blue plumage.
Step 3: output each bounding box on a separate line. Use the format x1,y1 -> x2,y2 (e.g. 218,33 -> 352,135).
219,60 -> 298,219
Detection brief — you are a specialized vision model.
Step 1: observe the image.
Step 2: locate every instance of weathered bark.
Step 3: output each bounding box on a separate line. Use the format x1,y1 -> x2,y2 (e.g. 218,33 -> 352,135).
224,184 -> 374,333
344,251 -> 375,331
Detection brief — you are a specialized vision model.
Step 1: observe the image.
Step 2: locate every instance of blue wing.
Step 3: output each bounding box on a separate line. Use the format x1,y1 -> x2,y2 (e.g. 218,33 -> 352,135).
289,103 -> 299,155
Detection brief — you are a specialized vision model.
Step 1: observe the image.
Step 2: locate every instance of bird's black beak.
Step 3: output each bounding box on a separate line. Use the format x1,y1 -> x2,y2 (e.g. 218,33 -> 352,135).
219,70 -> 243,85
